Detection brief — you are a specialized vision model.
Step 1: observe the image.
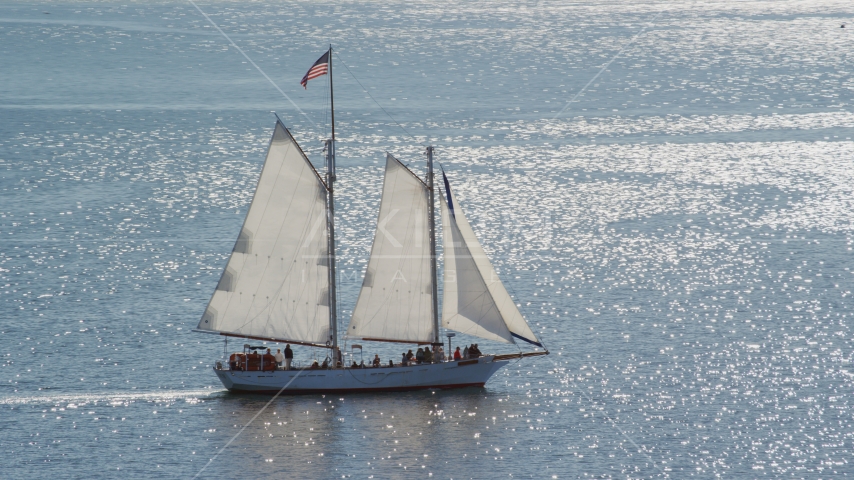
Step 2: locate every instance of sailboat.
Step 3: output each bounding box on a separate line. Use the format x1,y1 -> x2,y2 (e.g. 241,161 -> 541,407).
193,48 -> 547,394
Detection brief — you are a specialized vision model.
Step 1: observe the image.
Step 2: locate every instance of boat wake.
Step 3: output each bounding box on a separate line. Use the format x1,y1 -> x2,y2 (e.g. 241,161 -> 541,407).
0,388 -> 223,406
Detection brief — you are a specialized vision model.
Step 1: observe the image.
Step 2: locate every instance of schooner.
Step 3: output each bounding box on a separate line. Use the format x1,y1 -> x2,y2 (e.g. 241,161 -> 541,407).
194,47 -> 547,394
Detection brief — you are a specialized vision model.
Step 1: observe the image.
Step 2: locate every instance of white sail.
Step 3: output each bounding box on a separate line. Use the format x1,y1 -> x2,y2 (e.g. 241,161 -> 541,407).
346,154 -> 434,343
196,122 -> 331,345
440,175 -> 541,346
440,194 -> 513,343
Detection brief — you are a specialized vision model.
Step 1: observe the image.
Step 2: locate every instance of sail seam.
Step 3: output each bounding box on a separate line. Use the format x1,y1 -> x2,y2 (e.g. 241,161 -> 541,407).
346,154 -> 434,344
237,142 -> 301,331
199,122 -> 283,332
202,122 -> 331,344
229,141 -> 306,334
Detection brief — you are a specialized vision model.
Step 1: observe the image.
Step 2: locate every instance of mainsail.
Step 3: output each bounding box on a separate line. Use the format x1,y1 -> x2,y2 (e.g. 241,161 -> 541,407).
440,173 -> 542,346
196,122 -> 332,346
346,154 -> 434,343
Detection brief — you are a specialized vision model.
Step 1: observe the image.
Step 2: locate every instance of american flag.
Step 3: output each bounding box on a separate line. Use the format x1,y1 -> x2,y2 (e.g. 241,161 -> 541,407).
300,51 -> 329,89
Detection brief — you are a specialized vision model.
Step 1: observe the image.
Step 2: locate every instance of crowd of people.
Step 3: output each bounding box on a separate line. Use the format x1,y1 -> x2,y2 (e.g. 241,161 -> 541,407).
341,343 -> 484,368
230,343 -> 486,371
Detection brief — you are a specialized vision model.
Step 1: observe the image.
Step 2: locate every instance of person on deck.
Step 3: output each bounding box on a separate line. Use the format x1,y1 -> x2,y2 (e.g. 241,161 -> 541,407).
249,350 -> 260,370
415,347 -> 424,364
436,346 -> 445,363
471,344 -> 481,358
373,354 -> 381,367
284,344 -> 293,370
401,352 -> 409,366
275,349 -> 284,369
388,359 -> 394,367
423,347 -> 433,364
462,345 -> 469,359
454,347 -> 462,360
406,350 -> 415,364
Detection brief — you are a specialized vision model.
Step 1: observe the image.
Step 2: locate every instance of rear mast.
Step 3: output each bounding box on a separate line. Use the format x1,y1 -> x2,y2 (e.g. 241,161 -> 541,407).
426,146 -> 440,346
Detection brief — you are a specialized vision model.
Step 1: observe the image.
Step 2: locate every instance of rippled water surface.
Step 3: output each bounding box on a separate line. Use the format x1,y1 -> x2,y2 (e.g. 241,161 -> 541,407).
3,0 -> 854,477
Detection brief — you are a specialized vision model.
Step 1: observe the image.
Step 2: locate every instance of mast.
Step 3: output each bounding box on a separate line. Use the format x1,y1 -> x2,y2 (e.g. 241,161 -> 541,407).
426,146 -> 440,345
329,45 -> 336,146
326,45 -> 339,356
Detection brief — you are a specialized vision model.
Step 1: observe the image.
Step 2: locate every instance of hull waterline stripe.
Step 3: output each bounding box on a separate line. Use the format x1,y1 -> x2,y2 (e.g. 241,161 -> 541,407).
222,382 -> 487,395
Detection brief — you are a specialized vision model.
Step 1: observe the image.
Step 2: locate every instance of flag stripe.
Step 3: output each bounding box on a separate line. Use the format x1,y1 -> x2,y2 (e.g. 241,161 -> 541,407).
300,51 -> 330,89
306,67 -> 327,79
307,65 -> 327,76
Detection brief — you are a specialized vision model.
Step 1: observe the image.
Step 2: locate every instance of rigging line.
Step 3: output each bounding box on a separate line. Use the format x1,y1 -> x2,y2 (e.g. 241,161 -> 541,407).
550,12 -> 662,120
191,366 -> 309,479
333,52 -> 427,147
187,0 -> 319,131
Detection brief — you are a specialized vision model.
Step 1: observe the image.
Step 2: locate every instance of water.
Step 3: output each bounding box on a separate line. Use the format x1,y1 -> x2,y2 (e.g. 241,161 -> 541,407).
2,0 -> 854,477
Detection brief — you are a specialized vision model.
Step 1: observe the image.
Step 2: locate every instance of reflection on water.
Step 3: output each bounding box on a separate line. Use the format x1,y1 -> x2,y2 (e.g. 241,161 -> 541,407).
207,390 -> 491,477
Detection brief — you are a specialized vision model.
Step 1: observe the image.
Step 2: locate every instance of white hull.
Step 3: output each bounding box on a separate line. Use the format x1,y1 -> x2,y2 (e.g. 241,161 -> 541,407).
214,356 -> 507,394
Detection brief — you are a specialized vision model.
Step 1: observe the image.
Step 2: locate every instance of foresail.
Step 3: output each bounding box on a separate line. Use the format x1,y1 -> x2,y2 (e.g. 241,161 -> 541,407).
441,194 -> 513,343
346,154 -> 434,343
441,174 -> 542,347
196,122 -> 331,345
